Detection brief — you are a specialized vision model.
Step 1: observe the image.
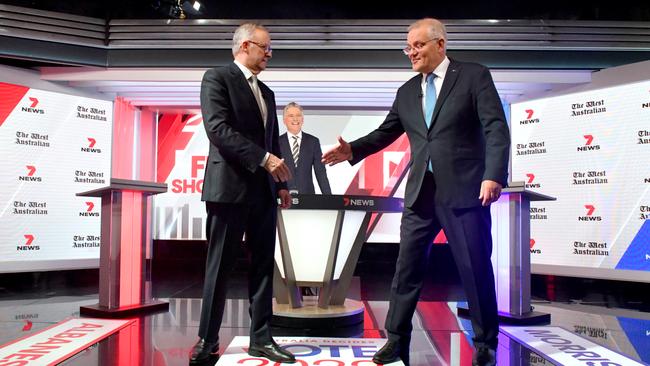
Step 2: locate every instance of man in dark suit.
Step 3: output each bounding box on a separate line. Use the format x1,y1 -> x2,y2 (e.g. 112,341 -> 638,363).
190,23 -> 296,365
322,18 -> 510,366
279,102 -> 332,195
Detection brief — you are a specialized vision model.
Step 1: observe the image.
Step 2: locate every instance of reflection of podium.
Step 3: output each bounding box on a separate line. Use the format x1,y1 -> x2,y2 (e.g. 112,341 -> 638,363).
77,178 -> 168,317
458,181 -> 555,324
272,194 -> 403,327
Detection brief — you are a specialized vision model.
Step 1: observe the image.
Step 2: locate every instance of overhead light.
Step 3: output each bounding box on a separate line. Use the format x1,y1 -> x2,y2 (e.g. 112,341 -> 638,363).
181,0 -> 205,17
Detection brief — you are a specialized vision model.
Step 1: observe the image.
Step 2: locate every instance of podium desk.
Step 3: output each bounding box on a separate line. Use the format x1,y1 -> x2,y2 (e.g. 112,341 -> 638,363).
272,194 -> 403,328
458,182 -> 555,324
77,178 -> 168,318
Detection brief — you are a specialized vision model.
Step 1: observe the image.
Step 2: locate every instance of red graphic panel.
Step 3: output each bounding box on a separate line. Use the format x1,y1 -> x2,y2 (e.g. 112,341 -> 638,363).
0,82 -> 29,127
157,113 -> 199,183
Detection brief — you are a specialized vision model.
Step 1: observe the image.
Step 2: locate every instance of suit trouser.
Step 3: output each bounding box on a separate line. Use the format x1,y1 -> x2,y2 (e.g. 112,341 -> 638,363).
198,195 -> 277,344
385,172 -> 499,349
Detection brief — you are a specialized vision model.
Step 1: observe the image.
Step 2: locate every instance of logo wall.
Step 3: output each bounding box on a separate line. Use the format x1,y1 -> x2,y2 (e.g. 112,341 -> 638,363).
510,80 -> 650,276
0,82 -> 111,268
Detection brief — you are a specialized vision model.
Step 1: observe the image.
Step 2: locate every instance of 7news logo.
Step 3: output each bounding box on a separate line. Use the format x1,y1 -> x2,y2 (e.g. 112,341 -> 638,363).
80,137 -> 101,153
577,134 -> 600,151
578,204 -> 602,221
21,97 -> 44,114
18,165 -> 41,182
519,109 -> 540,125
343,197 -> 375,207
525,173 -> 541,188
530,238 -> 541,254
16,234 -> 40,251
79,201 -> 99,217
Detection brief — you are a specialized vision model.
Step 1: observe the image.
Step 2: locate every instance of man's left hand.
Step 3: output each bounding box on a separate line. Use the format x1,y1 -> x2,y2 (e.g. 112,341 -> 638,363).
479,180 -> 503,206
278,189 -> 292,209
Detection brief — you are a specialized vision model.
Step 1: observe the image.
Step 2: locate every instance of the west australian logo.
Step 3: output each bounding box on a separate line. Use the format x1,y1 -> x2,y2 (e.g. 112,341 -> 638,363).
21,97 -> 44,115
577,134 -> 600,152
74,170 -> 106,184
81,137 -> 102,153
17,234 -> 40,251
13,200 -> 47,215
571,99 -> 606,117
638,130 -> 650,145
530,207 -> 547,220
79,201 -> 99,217
519,109 -> 540,125
18,165 -> 41,182
516,141 -> 546,156
572,170 -> 608,185
77,105 -> 107,121
15,131 -> 50,148
578,204 -> 602,221
640,205 -> 650,220
573,240 -> 609,256
73,235 -> 100,248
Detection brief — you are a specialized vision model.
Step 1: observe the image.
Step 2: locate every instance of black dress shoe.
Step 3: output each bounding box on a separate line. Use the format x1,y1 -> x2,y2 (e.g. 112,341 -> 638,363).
248,340 -> 296,363
189,339 -> 219,364
472,346 -> 496,366
372,340 -> 403,364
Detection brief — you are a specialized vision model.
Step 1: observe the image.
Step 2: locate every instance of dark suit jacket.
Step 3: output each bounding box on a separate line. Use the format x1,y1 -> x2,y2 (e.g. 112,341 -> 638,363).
200,63 -> 286,203
350,59 -> 510,208
279,132 -> 332,194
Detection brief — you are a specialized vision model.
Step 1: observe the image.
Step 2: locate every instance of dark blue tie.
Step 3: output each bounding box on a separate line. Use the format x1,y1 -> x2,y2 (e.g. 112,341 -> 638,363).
425,72 -> 437,127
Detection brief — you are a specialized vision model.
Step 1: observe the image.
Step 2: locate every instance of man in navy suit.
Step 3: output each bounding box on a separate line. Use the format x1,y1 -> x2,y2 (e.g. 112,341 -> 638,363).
323,18 -> 510,366
190,23 -> 296,364
279,102 -> 332,195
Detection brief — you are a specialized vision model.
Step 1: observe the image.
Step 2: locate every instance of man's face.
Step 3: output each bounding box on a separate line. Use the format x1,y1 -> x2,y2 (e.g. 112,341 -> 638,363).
244,29 -> 272,74
283,106 -> 304,135
406,25 -> 445,74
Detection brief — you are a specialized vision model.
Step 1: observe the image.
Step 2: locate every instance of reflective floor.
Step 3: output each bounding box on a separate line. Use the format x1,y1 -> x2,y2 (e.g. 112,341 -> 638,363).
0,272 -> 649,365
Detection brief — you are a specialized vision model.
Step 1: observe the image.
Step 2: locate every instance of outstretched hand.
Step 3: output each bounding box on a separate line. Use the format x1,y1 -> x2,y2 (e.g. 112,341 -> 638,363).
321,136 -> 352,166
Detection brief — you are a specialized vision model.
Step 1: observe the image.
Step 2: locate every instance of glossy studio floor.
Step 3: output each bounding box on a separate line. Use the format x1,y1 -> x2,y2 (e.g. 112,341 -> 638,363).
0,243 -> 649,366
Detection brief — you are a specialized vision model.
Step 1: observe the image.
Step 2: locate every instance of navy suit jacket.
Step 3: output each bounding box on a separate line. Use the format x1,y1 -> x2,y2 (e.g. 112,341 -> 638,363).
279,132 -> 331,194
200,63 -> 286,203
350,59 -> 510,208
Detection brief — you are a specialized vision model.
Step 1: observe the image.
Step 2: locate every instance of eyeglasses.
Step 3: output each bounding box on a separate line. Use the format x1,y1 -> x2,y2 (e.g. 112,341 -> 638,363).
403,38 -> 440,55
247,40 -> 273,53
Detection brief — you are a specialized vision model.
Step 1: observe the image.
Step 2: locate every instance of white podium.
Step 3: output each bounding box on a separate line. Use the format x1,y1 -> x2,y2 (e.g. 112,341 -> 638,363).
272,194 -> 403,328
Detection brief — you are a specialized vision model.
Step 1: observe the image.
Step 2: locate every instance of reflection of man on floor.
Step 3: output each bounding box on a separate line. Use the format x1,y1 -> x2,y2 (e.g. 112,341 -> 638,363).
279,102 -> 332,195
323,17 -> 509,366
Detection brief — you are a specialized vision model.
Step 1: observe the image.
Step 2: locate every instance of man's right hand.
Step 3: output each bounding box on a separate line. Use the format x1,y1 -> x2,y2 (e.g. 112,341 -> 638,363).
322,136 -> 352,166
264,154 -> 292,182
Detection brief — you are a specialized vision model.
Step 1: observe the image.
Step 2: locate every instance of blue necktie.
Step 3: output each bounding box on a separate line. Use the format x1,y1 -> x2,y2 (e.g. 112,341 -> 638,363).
425,73 -> 437,171
425,72 -> 437,128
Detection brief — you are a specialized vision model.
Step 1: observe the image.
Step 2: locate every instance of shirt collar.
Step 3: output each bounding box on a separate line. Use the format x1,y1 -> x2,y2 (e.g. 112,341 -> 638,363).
422,56 -> 450,81
287,131 -> 303,139
234,60 -> 255,81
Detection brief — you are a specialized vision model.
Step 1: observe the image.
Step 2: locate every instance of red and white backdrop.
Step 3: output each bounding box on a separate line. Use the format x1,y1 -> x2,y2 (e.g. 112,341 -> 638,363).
0,82 -> 112,272
153,110 -> 448,244
511,80 -> 650,280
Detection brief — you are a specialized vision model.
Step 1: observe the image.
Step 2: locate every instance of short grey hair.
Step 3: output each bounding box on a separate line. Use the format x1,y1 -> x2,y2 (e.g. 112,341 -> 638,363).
408,18 -> 447,50
232,23 -> 268,56
283,102 -> 304,118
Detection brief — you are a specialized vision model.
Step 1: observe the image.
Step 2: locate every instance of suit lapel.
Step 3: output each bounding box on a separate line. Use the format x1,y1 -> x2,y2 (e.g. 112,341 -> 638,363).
429,60 -> 460,131
406,78 -> 428,136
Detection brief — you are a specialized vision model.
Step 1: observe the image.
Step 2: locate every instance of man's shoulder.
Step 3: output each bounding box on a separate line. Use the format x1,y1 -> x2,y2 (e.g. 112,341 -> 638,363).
302,132 -> 320,142
203,64 -> 237,80
450,59 -> 488,74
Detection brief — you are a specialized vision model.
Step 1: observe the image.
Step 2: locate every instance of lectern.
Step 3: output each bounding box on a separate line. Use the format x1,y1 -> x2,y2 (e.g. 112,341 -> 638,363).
272,194 -> 403,328
458,181 -> 555,324
77,178 -> 168,318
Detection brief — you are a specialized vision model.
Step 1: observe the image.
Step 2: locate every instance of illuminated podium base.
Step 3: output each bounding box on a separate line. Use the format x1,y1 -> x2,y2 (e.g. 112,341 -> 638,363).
271,297 -> 364,329
80,300 -> 169,318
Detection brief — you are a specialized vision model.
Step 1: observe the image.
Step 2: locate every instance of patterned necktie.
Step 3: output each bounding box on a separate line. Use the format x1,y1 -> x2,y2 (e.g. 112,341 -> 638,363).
291,135 -> 300,166
425,72 -> 437,128
249,75 -> 267,125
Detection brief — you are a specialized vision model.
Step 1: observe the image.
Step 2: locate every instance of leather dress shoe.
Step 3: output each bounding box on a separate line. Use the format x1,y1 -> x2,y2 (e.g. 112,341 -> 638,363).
189,339 -> 219,364
372,340 -> 403,364
472,346 -> 496,366
248,340 -> 296,363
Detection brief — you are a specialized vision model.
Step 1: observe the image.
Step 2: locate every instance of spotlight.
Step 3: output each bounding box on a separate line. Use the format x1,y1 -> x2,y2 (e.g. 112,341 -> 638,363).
181,0 -> 205,16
